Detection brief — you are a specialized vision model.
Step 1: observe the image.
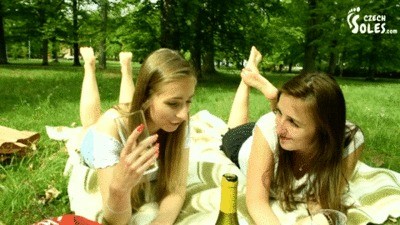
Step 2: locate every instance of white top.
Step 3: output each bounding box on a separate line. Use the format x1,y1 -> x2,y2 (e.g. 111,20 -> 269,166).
80,111 -> 190,182
238,112 -> 364,182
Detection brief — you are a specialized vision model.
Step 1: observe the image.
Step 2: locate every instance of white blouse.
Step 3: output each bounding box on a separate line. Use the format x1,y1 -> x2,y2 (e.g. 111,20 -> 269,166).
238,112 -> 364,179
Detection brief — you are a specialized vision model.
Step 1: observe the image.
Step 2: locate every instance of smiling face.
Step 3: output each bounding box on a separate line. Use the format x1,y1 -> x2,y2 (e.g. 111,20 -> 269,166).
274,93 -> 318,153
147,77 -> 196,133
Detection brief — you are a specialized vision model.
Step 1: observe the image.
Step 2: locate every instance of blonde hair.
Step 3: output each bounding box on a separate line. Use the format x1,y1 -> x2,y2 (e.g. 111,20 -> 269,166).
119,48 -> 196,210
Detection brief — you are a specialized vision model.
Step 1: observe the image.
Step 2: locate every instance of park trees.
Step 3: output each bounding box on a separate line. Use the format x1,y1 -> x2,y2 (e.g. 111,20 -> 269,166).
1,0 -> 399,78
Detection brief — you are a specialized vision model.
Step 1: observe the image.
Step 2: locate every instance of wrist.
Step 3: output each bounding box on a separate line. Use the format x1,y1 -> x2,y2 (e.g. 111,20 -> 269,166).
105,201 -> 131,214
105,188 -> 132,215
109,183 -> 131,198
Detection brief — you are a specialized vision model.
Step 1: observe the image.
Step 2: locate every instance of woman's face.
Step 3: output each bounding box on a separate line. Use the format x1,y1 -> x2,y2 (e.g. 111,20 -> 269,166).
147,77 -> 196,133
275,93 -> 318,153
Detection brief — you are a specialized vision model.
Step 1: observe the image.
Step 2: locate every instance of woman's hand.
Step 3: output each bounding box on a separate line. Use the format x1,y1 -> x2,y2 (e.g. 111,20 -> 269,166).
111,124 -> 159,194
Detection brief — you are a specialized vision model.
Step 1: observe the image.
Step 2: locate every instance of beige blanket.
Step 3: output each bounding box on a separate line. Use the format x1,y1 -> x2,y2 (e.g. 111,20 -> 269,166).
46,110 -> 400,225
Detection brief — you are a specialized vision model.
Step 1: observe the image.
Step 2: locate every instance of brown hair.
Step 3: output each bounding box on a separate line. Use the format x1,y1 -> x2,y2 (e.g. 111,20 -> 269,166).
117,48 -> 196,210
272,72 -> 347,211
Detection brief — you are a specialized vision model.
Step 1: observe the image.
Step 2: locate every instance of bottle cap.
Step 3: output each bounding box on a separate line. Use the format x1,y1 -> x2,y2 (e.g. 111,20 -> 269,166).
221,173 -> 238,188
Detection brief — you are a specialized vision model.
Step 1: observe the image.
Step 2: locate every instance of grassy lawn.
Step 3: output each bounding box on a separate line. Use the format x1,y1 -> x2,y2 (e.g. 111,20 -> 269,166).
0,59 -> 399,224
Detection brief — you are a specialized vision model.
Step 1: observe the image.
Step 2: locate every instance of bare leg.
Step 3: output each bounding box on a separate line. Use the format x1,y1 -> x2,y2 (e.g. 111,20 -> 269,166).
242,46 -> 278,109
118,52 -> 135,104
80,47 -> 101,129
227,46 -> 261,128
227,80 -> 250,129
245,46 -> 262,74
227,46 -> 279,129
241,69 -> 279,109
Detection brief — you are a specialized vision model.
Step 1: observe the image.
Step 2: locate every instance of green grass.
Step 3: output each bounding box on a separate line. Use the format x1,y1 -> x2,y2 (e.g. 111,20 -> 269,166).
0,59 -> 399,224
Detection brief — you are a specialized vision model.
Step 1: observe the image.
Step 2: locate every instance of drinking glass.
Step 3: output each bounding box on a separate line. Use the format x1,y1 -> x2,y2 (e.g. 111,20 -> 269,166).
114,110 -> 158,175
311,209 -> 347,225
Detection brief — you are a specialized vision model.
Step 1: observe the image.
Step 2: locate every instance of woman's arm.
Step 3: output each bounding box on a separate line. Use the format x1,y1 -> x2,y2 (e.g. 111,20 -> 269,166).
96,115 -> 159,225
150,147 -> 189,225
98,166 -> 132,225
246,126 -> 281,225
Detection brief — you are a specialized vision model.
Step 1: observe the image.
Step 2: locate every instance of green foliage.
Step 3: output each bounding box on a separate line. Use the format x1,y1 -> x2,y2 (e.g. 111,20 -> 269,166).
2,0 -> 400,76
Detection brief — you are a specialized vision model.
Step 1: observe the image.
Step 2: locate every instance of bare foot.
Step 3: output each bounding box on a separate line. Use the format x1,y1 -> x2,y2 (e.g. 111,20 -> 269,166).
246,46 -> 262,73
241,68 -> 278,100
80,47 -> 95,68
119,52 -> 132,68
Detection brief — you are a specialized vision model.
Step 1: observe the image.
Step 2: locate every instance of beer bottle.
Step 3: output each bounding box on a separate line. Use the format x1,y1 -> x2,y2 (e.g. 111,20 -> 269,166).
215,173 -> 239,225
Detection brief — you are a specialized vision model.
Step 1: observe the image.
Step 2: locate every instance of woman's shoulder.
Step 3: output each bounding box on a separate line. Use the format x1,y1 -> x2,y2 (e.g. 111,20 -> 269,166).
254,111 -> 278,145
256,111 -> 276,126
94,108 -> 121,138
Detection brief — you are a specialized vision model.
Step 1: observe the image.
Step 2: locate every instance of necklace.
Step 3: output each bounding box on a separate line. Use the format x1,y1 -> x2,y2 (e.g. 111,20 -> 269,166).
296,154 -> 314,172
298,162 -> 307,172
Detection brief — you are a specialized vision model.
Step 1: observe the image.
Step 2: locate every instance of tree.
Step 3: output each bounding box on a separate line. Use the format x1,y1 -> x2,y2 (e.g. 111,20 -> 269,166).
2,0 -> 399,78
72,0 -> 81,66
0,1 -> 8,64
111,0 -> 160,61
160,0 -> 180,50
37,0 -> 50,65
302,0 -> 320,74
187,1 -> 203,77
30,0 -> 67,65
98,0 -> 108,69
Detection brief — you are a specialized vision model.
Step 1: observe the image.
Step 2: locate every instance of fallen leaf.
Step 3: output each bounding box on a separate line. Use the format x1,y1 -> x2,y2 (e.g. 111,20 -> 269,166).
38,185 -> 61,205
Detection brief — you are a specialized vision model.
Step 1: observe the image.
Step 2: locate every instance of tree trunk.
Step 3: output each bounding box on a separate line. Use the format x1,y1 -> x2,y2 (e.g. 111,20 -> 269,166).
51,38 -> 59,63
201,21 -> 215,74
189,9 -> 203,78
302,0 -> 318,74
0,1 -> 8,64
366,35 -> 378,81
327,52 -> 336,75
72,0 -> 80,66
190,47 -> 202,78
160,0 -> 180,50
327,40 -> 337,75
41,38 -> 49,66
98,0 -> 108,69
37,0 -> 49,66
202,48 -> 215,74
288,62 -> 293,73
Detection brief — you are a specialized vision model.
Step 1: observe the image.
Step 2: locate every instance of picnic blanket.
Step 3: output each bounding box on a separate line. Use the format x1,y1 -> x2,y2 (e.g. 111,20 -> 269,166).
46,110 -> 400,225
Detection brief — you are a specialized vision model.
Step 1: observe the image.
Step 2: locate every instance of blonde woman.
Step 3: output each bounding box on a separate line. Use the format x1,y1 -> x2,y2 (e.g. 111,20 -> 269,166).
79,47 -> 196,225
